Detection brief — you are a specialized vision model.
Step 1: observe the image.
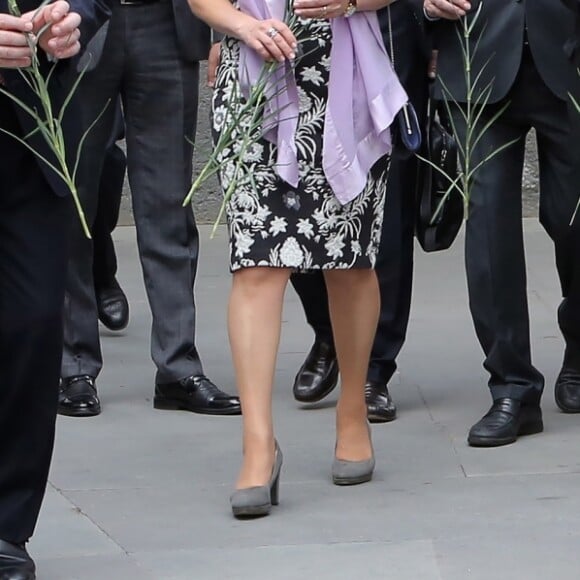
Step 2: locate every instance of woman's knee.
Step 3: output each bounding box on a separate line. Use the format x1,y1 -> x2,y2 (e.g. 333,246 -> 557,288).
323,268 -> 376,290
232,267 -> 291,298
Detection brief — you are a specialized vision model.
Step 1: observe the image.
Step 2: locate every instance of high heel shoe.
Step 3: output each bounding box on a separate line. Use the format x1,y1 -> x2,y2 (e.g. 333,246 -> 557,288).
332,425 -> 375,486
230,441 -> 283,518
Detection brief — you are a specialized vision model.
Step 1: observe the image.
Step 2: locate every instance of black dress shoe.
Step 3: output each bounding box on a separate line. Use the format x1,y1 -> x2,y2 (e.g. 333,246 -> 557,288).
58,375 -> 101,417
0,540 -> 35,580
365,381 -> 397,423
555,365 -> 580,413
154,375 -> 241,415
293,339 -> 339,403
468,398 -> 543,447
96,279 -> 129,331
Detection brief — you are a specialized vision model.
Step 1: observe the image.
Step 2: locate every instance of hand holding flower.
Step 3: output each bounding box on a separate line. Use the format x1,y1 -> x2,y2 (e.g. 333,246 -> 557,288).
0,13 -> 33,68
25,0 -> 81,60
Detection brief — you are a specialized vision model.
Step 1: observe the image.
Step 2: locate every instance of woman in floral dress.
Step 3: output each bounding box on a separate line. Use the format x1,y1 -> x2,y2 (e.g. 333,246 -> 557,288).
189,0 -> 406,516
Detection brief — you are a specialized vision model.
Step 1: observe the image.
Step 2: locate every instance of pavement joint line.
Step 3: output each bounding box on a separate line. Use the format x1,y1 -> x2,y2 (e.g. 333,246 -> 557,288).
56,487 -> 133,556
412,382 -> 469,478
125,539 -> 430,554
460,469 -> 580,479
529,288 -> 555,312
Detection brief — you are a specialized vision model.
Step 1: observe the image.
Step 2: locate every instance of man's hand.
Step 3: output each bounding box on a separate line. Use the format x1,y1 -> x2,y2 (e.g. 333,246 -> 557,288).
208,42 -> 221,88
0,13 -> 33,68
27,0 -> 82,60
424,0 -> 471,20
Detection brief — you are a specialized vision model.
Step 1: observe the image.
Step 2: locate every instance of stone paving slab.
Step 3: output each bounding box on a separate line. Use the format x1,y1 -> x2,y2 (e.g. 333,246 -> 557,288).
28,221 -> 580,579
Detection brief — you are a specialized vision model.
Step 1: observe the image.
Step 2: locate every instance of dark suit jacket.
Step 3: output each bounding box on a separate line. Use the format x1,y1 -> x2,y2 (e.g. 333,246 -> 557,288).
561,0 -> 580,65
432,0 -> 579,103
1,0 -> 113,196
172,0 -> 210,61
378,0 -> 430,108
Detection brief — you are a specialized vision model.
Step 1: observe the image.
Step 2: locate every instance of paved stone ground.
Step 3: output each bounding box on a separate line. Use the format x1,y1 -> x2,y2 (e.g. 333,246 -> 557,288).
29,221 -> 580,579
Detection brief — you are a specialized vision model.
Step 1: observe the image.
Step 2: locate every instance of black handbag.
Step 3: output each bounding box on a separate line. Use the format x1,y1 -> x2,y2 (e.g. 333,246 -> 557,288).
415,85 -> 463,253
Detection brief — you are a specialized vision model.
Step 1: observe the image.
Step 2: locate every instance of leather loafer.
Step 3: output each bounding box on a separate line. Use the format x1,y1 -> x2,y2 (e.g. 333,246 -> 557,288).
365,381 -> 397,423
0,540 -> 36,580
154,375 -> 241,415
468,398 -> 543,447
555,365 -> 580,413
293,338 -> 339,403
58,375 -> 101,417
96,279 -> 129,331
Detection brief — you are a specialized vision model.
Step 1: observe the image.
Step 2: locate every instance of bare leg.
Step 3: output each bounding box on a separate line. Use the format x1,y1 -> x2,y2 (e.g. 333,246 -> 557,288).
228,266 -> 291,489
324,269 -> 379,461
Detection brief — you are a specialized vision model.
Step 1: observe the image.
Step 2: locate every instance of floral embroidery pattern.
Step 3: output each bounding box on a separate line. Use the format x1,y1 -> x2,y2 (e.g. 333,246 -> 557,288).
212,15 -> 389,272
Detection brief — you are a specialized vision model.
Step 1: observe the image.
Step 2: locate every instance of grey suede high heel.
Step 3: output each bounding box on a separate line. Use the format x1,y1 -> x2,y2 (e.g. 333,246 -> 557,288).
230,441 -> 283,518
332,425 -> 375,486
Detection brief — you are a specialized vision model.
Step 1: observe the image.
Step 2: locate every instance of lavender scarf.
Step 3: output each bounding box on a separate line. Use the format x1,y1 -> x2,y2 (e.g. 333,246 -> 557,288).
237,0 -> 407,204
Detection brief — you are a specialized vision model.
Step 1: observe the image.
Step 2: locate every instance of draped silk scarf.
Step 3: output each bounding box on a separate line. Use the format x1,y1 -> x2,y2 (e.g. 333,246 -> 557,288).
237,0 -> 407,204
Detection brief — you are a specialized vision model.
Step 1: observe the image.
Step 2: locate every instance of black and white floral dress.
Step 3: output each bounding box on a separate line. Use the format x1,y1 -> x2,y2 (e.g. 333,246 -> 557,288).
212,14 -> 389,272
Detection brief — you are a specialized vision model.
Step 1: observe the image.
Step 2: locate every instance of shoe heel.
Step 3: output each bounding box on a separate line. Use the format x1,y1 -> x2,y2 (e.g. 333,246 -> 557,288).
153,396 -> 181,411
270,473 -> 280,506
230,442 -> 283,518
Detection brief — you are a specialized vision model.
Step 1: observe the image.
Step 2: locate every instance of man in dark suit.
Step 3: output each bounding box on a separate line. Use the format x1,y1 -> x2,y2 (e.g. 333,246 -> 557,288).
58,0 -> 241,417
561,0 -> 580,66
0,1 -> 111,576
92,101 -> 130,332
289,0 -> 430,422
425,0 -> 580,445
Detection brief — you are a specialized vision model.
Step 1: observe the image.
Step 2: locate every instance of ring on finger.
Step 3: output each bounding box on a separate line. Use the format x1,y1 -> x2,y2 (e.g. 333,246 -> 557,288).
266,26 -> 279,39
323,4 -> 328,17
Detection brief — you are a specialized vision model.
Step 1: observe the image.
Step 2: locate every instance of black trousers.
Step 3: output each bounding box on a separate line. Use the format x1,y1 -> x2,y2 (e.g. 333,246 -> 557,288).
92,102 -> 126,292
290,150 -> 417,385
0,102 -> 70,543
456,47 -> 580,403
290,0 -> 427,386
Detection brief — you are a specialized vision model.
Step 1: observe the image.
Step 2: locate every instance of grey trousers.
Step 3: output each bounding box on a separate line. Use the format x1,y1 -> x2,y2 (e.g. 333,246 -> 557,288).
62,0 -> 204,384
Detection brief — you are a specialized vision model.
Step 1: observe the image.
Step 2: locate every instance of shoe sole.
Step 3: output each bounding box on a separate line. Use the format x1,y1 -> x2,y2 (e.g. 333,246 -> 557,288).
332,473 -> 373,486
99,320 -> 129,332
232,504 -> 272,518
153,397 -> 241,416
57,406 -> 101,418
368,412 -> 397,424
468,419 -> 544,448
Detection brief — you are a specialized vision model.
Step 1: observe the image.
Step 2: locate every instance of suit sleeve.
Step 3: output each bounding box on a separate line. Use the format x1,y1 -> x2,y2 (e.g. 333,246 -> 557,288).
212,30 -> 225,43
